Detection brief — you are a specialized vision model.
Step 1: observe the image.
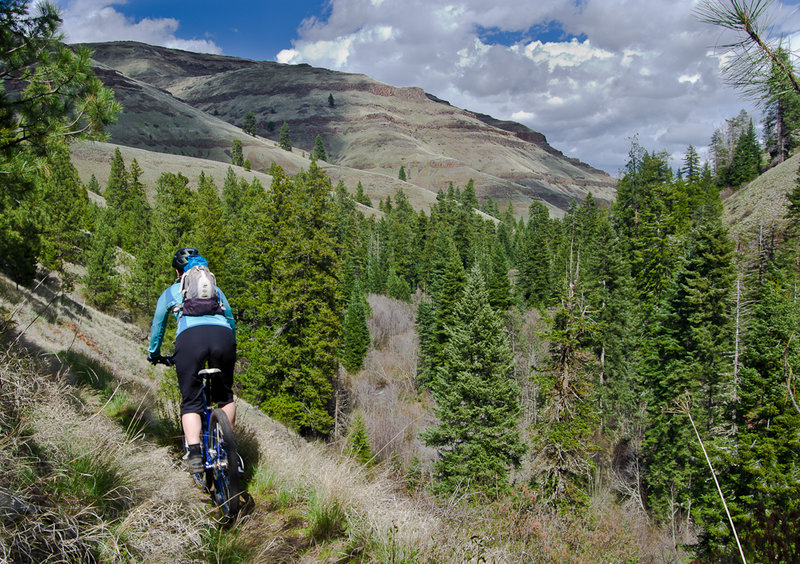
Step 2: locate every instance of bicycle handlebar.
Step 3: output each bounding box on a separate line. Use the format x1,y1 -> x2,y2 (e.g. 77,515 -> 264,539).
148,354 -> 175,366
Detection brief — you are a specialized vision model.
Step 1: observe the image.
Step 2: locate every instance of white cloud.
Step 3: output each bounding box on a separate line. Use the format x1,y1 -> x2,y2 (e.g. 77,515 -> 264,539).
54,0 -> 221,53
274,0 -> 767,174
512,110 -> 535,120
522,38 -> 614,72
54,0 -> 781,175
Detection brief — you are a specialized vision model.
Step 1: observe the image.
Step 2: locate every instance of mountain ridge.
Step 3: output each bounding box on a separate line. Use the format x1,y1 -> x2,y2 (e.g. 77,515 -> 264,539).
77,40 -> 616,218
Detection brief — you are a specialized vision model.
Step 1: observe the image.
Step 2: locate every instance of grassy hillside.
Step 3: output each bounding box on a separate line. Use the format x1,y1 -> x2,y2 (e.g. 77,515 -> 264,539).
723,152 -> 800,244
0,265 -> 683,562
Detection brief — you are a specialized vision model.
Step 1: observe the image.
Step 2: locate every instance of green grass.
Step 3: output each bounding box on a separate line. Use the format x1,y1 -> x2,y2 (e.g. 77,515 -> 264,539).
198,524 -> 253,563
305,489 -> 347,543
56,446 -> 134,518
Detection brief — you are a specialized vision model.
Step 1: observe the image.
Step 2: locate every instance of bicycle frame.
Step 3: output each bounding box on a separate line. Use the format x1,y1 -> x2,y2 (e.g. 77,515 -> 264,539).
195,367 -> 240,515
155,356 -> 241,516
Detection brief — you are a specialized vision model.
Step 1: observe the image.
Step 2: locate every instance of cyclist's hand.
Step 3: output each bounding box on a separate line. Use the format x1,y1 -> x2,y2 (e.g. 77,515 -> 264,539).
147,352 -> 160,365
162,355 -> 175,366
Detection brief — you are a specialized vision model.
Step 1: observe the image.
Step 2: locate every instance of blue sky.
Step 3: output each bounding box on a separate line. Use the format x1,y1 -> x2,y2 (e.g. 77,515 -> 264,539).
108,0 -> 329,61
51,0 -> 800,175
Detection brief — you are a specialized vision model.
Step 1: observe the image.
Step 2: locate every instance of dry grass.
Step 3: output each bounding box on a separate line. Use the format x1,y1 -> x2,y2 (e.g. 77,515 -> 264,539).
0,265 -> 684,562
723,151 -> 800,245
0,274 -> 218,561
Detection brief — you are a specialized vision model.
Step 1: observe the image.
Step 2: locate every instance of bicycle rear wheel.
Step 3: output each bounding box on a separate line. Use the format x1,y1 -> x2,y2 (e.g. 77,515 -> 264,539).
208,409 -> 240,515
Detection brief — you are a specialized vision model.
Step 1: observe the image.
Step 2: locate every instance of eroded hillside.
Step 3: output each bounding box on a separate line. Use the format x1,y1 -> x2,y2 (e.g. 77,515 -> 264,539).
79,41 -> 616,217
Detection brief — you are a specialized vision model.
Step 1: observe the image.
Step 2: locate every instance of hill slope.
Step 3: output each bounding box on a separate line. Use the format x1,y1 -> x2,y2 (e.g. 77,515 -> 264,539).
80,41 -> 616,217
723,152 -> 800,243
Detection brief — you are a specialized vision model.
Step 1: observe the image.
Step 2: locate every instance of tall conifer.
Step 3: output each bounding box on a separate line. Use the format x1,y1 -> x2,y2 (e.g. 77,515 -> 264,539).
422,264 -> 526,496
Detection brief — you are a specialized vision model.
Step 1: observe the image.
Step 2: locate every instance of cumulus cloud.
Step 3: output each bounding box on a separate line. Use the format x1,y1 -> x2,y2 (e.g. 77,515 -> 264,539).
53,0 -> 221,54
51,0 -> 786,175
278,0 -> 768,174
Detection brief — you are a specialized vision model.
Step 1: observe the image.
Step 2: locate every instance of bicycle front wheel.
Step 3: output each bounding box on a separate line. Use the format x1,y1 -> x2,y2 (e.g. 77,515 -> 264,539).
208,409 -> 240,515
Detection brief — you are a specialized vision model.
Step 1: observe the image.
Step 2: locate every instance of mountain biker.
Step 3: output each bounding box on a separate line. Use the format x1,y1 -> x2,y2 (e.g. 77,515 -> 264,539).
147,247 -> 237,473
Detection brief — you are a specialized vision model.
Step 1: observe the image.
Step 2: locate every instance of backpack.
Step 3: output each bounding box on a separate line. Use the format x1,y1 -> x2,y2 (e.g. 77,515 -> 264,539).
179,256 -> 224,316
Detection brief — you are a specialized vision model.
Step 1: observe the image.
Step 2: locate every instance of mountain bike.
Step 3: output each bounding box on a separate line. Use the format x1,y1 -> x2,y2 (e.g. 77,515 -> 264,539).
154,356 -> 242,516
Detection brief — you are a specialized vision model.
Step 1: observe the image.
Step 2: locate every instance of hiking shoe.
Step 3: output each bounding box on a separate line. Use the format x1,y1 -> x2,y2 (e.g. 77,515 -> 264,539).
184,444 -> 204,473
185,452 -> 204,473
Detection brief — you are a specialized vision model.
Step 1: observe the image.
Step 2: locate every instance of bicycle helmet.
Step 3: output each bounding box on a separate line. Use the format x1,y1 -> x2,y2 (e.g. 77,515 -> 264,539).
172,247 -> 200,273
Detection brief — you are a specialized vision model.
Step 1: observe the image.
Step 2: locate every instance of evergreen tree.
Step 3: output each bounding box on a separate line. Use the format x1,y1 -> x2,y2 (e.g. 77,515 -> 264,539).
0,0 -> 119,283
486,241 -> 512,311
727,119 -> 761,187
461,178 -> 478,209
417,232 -> 466,385
517,201 -> 552,307
712,265 -> 800,562
644,203 -> 736,525
340,280 -> 371,373
328,93 -> 335,108
240,163 -> 341,436
83,217 -> 119,310
152,172 -> 193,250
347,412 -> 374,465
104,147 -> 129,239
188,172 -> 226,274
37,145 -> 90,272
279,121 -> 292,151
118,158 -> 150,254
312,134 -> 327,162
355,181 -> 372,207
242,111 -> 257,136
422,264 -> 526,497
386,267 -> 412,302
530,234 -> 599,504
398,165 -> 407,181
762,47 -> 800,164
231,139 -> 244,166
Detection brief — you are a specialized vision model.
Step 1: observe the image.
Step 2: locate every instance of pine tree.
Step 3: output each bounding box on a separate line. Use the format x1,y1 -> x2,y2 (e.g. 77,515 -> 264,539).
422,264 -> 526,497
83,217 -> 119,310
486,241 -> 511,311
697,264 -> 800,561
152,172 -> 193,250
239,163 -> 341,436
279,121 -> 292,151
242,111 -> 257,136
312,134 -> 327,162
0,1 -> 119,284
355,181 -> 372,207
398,165 -> 407,181
231,139 -> 244,166
517,201 -> 552,307
328,93 -> 335,108
340,280 -> 371,373
762,47 -> 800,164
530,234 -> 599,505
417,232 -> 466,385
37,145 -> 90,272
118,158 -> 150,254
644,203 -> 736,525
728,120 -> 761,187
347,412 -> 374,465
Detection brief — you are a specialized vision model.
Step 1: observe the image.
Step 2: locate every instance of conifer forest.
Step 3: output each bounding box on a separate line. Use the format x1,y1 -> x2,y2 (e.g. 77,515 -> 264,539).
3,1 -> 800,561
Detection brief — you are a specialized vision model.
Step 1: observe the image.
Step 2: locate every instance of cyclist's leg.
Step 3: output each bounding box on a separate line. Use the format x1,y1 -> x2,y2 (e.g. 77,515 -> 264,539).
173,326 -> 209,445
206,326 -> 237,427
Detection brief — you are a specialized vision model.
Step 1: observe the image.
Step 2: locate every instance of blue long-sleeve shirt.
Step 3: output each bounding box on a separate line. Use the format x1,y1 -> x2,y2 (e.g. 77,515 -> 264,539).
148,282 -> 236,355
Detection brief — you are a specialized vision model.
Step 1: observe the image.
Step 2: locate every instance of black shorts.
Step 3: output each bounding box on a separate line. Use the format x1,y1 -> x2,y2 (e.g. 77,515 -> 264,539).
173,325 -> 236,415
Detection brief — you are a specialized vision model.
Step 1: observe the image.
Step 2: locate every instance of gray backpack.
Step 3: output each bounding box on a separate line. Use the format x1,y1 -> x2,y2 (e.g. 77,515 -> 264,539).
180,265 -> 224,316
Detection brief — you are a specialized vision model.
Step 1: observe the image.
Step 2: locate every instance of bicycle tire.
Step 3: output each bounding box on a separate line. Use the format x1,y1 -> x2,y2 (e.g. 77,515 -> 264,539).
208,409 -> 240,515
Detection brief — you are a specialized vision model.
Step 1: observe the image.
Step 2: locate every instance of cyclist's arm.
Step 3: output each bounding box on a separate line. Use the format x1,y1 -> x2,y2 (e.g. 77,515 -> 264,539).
218,288 -> 236,342
148,287 -> 177,355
